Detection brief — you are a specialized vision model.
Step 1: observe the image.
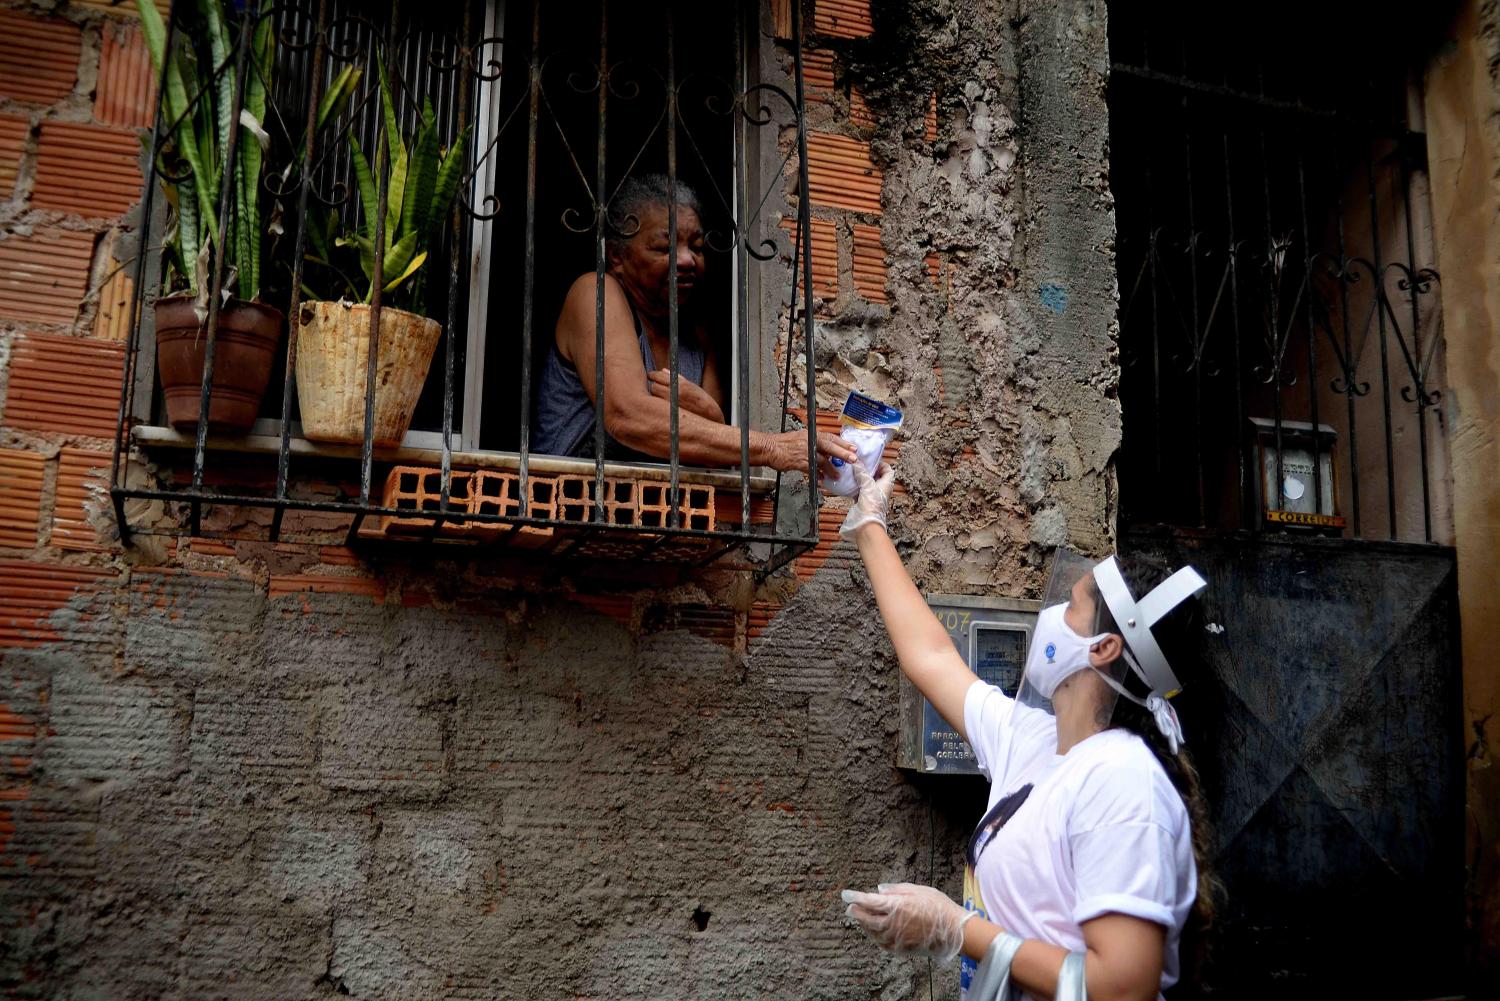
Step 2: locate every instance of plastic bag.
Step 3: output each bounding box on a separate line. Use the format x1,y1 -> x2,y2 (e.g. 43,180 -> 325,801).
820,390 -> 903,497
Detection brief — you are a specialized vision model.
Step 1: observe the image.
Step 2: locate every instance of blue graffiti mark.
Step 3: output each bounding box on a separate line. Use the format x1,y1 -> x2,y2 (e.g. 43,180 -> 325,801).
1038,282 -> 1068,314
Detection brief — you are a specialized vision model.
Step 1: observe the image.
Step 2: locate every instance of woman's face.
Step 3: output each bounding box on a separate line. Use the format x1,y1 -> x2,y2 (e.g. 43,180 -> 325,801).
609,202 -> 706,315
1063,571 -> 1100,636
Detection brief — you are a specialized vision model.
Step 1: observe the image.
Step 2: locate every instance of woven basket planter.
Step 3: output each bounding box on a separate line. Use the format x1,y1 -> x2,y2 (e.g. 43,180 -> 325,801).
294,300 -> 441,447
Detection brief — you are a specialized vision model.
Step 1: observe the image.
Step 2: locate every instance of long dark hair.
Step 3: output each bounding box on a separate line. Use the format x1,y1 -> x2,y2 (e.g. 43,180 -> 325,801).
1089,555 -> 1223,981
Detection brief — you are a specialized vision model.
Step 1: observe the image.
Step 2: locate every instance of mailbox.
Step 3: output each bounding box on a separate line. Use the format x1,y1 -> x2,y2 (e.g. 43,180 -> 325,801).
898,595 -> 1040,774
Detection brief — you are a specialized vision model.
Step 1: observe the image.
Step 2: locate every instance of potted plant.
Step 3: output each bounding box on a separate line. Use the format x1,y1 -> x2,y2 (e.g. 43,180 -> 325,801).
138,0 -> 281,433
296,61 -> 470,447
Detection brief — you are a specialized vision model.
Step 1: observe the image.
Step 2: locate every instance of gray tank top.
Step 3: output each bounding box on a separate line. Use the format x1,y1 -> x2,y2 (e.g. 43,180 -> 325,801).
532,298 -> 707,463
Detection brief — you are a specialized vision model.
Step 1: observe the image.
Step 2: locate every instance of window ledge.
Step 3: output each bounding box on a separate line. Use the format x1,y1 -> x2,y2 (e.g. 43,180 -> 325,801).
130,425 -> 779,493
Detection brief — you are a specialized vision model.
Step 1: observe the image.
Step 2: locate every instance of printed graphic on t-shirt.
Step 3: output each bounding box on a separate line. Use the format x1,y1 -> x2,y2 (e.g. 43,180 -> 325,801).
960,863 -> 987,1000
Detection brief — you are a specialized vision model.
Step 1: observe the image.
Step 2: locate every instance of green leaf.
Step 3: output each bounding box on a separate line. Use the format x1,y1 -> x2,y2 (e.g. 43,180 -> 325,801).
375,55 -> 407,244
316,65 -> 361,136
201,0 -> 234,186
400,114 -> 441,246
383,230 -> 419,280
349,136 -> 379,246
428,125 -> 471,244
135,0 -> 168,76
383,250 -> 427,294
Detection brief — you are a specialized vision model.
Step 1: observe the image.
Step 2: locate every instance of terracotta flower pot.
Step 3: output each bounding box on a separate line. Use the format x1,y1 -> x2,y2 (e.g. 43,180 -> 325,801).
294,301 -> 442,447
155,296 -> 285,433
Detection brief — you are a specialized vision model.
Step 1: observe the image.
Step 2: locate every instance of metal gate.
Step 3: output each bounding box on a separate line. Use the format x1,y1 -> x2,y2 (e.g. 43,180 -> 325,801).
1123,531 -> 1463,998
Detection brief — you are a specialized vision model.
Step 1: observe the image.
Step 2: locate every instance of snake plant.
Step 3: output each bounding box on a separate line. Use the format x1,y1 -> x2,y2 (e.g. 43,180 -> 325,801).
306,58 -> 471,313
137,0 -> 358,312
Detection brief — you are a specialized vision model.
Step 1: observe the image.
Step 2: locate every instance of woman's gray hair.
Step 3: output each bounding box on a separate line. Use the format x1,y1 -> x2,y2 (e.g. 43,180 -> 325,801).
606,173 -> 702,254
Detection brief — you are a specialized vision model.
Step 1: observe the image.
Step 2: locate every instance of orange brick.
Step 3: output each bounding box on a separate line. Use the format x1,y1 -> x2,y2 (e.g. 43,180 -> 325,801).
806,132 -> 881,214
0,114 -> 29,200
556,474 -> 640,527
268,574 -> 386,604
379,465 -> 475,535
94,20 -> 157,128
32,122 -> 143,218
802,49 -> 835,99
92,263 -> 134,341
814,0 -> 873,39
52,448 -> 112,552
851,222 -> 887,303
925,252 -> 944,287
470,470 -> 555,545
780,217 -> 837,301
0,450 -> 45,550
0,11 -> 81,106
849,87 -> 874,130
0,228 -> 94,326
747,599 -> 782,641
0,560 -> 113,649
2,334 -> 125,439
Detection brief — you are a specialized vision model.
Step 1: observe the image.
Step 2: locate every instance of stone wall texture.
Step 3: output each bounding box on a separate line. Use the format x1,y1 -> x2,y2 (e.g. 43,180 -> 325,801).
0,1 -> 1119,998
1424,0 -> 1500,982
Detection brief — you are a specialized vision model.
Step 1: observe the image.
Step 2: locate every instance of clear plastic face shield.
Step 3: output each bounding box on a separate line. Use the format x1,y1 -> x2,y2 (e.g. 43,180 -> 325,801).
1012,549 -> 1209,754
1011,549 -> 1124,727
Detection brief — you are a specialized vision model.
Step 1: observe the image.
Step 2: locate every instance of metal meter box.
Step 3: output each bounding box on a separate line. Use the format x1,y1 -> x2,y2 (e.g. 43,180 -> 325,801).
898,595 -> 1040,774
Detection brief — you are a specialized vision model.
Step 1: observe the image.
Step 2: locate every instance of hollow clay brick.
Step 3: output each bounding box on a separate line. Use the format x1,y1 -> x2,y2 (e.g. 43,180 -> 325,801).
814,0 -> 874,39
0,228 -> 94,326
0,449 -> 46,550
0,114 -> 29,200
0,560 -> 114,649
851,222 -> 888,304
379,465 -> 475,535
780,217 -> 838,302
94,20 -> 157,128
32,121 -> 143,218
0,11 -> 82,106
2,334 -> 125,438
52,448 -> 112,552
806,132 -> 881,214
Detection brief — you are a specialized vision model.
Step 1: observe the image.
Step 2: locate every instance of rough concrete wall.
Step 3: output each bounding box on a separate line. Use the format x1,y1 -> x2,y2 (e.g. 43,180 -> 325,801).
838,0 -> 1118,595
0,1 -> 1121,998
1423,0 -> 1500,986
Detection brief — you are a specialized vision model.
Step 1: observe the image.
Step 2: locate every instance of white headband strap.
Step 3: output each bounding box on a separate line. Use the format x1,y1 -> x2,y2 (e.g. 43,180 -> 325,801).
1092,557 -> 1206,699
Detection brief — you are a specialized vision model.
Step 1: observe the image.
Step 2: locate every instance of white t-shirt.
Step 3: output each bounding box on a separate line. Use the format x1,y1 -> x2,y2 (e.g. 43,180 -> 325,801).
961,679 -> 1196,1001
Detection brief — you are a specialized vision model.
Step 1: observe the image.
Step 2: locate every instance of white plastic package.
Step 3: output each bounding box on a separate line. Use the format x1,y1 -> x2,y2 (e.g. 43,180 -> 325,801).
820,390 -> 904,497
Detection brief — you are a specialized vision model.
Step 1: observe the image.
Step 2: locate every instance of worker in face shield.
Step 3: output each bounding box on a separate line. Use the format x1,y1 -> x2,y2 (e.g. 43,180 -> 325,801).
837,463 -> 1220,1001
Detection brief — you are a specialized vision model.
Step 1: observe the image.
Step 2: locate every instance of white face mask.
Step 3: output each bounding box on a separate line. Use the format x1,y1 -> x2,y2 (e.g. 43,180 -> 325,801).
1024,602 -> 1109,699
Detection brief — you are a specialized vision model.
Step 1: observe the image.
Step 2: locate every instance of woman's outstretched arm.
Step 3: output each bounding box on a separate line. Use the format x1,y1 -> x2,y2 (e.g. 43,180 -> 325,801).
845,464 -> 978,739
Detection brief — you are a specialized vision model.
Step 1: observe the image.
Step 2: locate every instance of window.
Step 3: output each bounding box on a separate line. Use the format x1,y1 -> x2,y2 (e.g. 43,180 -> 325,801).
113,0 -> 825,568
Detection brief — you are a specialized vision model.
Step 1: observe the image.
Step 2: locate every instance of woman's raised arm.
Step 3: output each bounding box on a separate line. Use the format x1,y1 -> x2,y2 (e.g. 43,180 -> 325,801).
844,464 -> 978,739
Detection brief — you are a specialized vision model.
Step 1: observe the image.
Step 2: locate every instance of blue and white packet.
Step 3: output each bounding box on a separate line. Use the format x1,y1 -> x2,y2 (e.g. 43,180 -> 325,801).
820,390 -> 903,497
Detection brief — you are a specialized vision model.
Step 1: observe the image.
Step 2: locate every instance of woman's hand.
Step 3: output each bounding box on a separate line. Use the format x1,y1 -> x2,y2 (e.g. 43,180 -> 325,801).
842,882 -> 975,962
840,461 -> 895,539
756,429 -> 856,473
647,369 -> 724,423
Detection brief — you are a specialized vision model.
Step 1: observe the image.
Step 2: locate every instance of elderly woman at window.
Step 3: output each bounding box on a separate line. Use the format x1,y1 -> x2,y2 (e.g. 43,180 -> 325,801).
532,174 -> 855,472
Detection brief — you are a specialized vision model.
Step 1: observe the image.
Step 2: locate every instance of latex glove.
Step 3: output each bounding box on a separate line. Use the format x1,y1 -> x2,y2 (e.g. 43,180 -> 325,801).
839,461 -> 896,540
841,882 -> 975,961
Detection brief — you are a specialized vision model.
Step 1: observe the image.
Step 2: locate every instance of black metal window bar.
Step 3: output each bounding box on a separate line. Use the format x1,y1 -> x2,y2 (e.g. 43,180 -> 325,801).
108,0 -> 825,572
1108,9 -> 1448,544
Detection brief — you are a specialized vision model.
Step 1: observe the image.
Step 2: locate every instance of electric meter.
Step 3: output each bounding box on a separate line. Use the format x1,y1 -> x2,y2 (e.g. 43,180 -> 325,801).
897,595 -> 1040,774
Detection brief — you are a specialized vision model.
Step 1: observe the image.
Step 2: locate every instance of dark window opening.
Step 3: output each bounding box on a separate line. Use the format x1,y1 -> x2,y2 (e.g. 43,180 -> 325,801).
482,1 -> 737,455
1107,4 -> 1453,543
